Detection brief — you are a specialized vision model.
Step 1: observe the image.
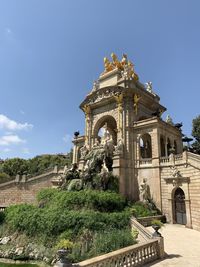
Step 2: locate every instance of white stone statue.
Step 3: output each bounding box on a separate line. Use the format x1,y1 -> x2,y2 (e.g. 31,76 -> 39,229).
145,81 -> 153,93
100,123 -> 110,145
92,80 -> 100,92
166,115 -> 174,125
139,178 -> 149,203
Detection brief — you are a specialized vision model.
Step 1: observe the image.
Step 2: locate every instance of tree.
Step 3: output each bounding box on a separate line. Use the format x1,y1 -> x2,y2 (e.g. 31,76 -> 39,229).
2,158 -> 29,177
192,115 -> 200,154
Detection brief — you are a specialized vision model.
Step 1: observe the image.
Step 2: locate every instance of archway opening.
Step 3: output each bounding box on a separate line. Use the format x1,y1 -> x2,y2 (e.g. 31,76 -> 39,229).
174,140 -> 178,154
167,138 -> 171,156
94,115 -> 117,146
140,133 -> 152,159
173,187 -> 186,225
160,136 -> 166,157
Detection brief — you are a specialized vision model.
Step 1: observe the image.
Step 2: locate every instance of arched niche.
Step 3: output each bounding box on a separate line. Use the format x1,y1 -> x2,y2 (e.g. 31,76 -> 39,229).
93,115 -> 117,145
160,135 -> 166,157
167,138 -> 171,156
140,133 -> 152,159
172,187 -> 186,225
174,140 -> 178,154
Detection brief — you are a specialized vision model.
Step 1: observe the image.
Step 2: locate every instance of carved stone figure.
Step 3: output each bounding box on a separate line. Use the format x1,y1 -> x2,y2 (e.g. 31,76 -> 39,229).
171,166 -> 181,178
139,179 -> 150,203
111,53 -> 122,70
145,82 -> 153,93
104,57 -> 114,73
115,139 -> 124,154
166,115 -> 174,125
133,94 -> 141,114
80,145 -> 89,159
92,80 -> 100,92
121,53 -> 128,66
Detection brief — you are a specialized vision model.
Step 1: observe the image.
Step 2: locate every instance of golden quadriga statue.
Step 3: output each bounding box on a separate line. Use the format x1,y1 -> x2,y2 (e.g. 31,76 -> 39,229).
103,53 -> 139,81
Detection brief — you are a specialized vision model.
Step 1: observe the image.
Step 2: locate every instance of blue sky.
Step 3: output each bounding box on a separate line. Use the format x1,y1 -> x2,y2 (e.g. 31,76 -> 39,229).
0,0 -> 200,159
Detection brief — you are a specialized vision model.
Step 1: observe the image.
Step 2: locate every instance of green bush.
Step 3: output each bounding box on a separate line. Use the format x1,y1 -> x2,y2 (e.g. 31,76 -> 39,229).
90,228 -> 136,255
5,203 -> 131,239
4,189 -> 134,261
68,228 -> 136,262
130,202 -> 157,218
37,189 -> 127,212
0,172 -> 12,183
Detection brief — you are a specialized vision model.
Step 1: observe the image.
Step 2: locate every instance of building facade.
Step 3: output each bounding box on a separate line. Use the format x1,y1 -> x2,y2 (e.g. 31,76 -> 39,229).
72,53 -> 200,231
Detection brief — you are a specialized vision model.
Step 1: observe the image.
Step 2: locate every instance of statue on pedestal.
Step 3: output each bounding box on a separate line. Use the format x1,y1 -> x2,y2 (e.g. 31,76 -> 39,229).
139,179 -> 150,203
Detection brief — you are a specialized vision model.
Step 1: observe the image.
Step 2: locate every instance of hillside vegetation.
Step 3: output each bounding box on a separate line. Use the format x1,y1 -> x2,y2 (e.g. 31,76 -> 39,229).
0,152 -> 72,183
0,189 -> 136,263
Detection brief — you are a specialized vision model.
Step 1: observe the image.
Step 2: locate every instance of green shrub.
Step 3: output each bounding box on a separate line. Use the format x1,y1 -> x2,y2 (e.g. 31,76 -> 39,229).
89,228 -> 136,256
151,219 -> 164,227
37,189 -> 127,212
55,239 -> 74,250
5,203 -> 131,239
130,202 -> 158,218
0,172 -> 12,183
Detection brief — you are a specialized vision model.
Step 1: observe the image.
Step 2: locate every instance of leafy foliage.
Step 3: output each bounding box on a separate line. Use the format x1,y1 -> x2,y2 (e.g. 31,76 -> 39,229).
37,189 -> 127,212
130,202 -> 159,218
55,239 -> 74,250
0,172 -> 12,184
5,190 -> 131,241
192,115 -> 200,154
1,158 -> 28,176
0,152 -> 72,180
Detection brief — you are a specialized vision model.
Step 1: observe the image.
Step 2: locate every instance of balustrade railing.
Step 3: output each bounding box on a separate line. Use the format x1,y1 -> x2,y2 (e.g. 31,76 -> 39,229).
160,157 -> 169,164
139,158 -> 152,165
174,154 -> 183,161
77,240 -> 160,267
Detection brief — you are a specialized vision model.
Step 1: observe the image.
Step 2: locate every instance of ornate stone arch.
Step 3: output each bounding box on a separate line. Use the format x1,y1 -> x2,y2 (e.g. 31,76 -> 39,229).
93,115 -> 118,145
139,133 -> 152,159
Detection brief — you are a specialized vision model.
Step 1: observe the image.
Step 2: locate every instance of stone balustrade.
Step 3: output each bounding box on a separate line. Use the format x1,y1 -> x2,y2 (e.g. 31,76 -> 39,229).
174,154 -> 183,161
139,158 -> 152,165
76,240 -> 160,267
160,157 -> 169,164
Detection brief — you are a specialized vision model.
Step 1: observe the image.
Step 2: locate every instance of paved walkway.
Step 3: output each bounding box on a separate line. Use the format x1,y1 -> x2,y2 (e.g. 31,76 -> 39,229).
144,224 -> 200,267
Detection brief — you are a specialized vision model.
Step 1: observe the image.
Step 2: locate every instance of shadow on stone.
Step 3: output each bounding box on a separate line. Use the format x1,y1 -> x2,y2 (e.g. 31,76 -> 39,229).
143,253 -> 182,266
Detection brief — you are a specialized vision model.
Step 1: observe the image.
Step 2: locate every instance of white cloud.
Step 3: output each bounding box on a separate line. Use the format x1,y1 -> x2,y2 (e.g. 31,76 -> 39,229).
0,135 -> 26,146
0,114 -> 33,131
63,134 -> 72,144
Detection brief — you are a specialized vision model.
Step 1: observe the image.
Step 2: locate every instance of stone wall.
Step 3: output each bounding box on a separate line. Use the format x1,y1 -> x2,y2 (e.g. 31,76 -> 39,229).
0,170 -> 60,207
160,152 -> 200,231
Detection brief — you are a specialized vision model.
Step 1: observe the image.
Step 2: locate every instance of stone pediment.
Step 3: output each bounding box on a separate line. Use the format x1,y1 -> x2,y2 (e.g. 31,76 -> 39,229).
80,86 -> 124,108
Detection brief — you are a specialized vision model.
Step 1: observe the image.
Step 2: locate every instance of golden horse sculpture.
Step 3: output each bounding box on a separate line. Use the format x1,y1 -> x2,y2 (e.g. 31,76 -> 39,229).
103,53 -> 139,81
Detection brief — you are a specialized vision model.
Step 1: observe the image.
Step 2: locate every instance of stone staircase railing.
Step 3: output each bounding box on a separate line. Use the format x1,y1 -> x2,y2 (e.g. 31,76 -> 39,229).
131,217 -> 153,242
0,165 -> 62,190
73,218 -> 164,267
76,239 -> 160,267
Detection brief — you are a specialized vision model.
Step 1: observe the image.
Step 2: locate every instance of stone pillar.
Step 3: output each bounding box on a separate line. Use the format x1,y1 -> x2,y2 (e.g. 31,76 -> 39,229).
185,199 -> 192,228
165,137 -> 168,157
167,198 -> 174,223
150,129 -> 162,210
72,142 -> 79,164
